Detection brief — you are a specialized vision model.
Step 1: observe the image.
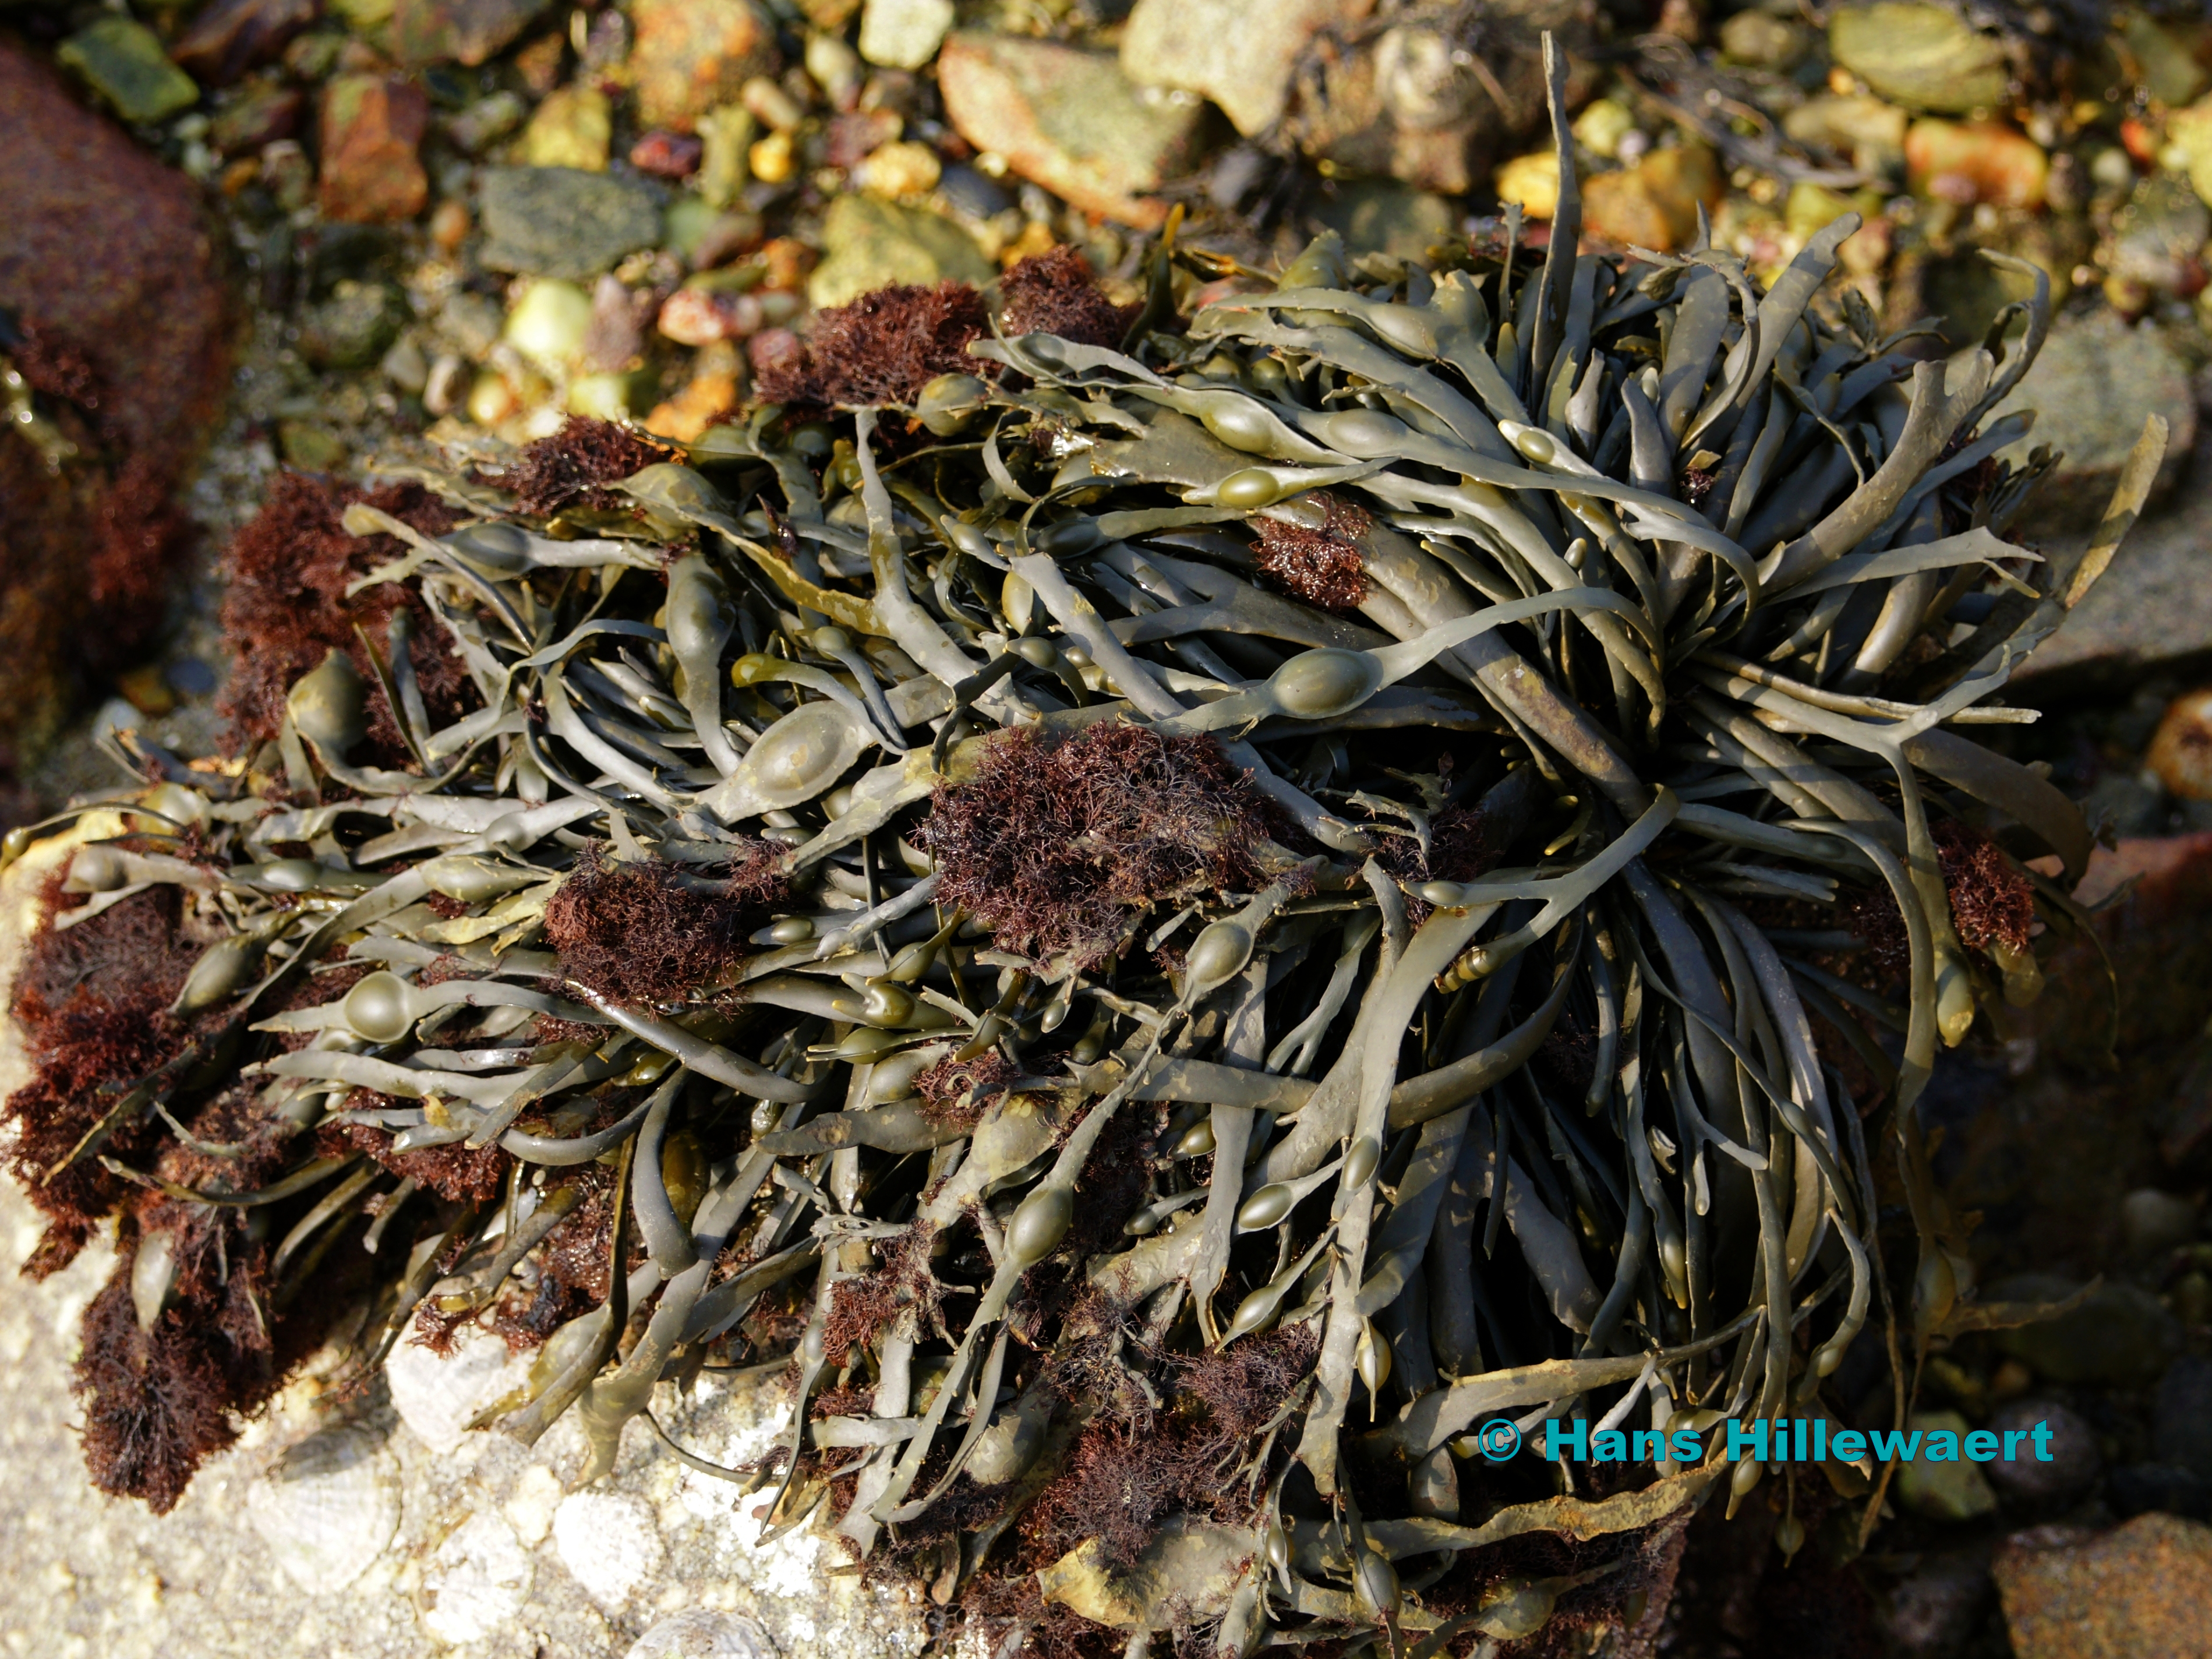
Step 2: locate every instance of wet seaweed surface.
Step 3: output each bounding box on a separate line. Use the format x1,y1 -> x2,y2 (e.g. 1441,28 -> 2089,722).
0,52 -> 2171,1658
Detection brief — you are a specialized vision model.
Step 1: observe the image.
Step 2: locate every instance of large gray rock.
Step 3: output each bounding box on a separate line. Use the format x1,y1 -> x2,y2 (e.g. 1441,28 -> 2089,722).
478,166 -> 661,280
1991,309 -> 2195,532
2016,420 -> 2212,691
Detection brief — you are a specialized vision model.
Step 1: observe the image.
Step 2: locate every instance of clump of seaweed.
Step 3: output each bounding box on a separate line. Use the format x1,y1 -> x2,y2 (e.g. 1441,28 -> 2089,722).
504,415 -> 674,518
1252,490 -> 1373,612
754,279 -> 990,408
217,471 -> 468,756
543,840 -> 783,1003
0,33 -> 2165,1658
923,722 -> 1273,968
998,246 -> 1137,350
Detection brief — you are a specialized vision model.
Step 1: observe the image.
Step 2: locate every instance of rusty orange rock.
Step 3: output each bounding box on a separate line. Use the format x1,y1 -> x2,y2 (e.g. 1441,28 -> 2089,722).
319,73 -> 430,224
2149,689 -> 2212,800
628,0 -> 780,133
1906,118 -> 2048,209
1584,144 -> 1723,252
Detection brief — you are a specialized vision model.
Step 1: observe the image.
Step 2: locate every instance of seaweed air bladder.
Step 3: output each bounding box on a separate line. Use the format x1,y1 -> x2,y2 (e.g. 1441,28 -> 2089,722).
0,32 -> 2168,1658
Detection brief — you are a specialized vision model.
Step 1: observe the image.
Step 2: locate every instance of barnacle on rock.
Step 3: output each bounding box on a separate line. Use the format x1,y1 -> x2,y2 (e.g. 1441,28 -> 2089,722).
0,34 -> 2171,1658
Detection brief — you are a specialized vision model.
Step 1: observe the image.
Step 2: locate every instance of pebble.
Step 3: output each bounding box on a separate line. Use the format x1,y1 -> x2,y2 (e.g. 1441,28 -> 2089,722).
1785,93 -> 1909,175
2122,1187 -> 2201,1255
504,277 -> 596,367
1493,152 -> 1561,221
172,0 -> 319,87
554,1490 -> 666,1609
2169,94 -> 2212,213
165,657 -> 218,697
421,1512 -> 534,1645
520,83 -> 613,171
242,1425 -> 401,1595
1878,1553 -> 1991,1658
805,193 -> 992,309
478,165 -> 661,280
1312,181 -> 1458,263
390,0 -> 549,68
297,280 -> 408,370
1582,143 -> 1723,252
856,139 -> 941,199
1718,10 -> 1807,70
1828,3 -> 2010,115
2150,693 -> 2212,800
1995,1515 -> 2212,1659
2107,174 -> 2211,296
503,1462 -> 566,1547
1896,1410 -> 2001,1522
659,287 -> 759,346
937,31 -> 1206,230
209,81 -> 305,155
626,1610 -> 780,1658
55,17 -> 199,124
629,0 -> 780,133
317,73 -> 430,224
632,129 -> 705,179
1987,309 -> 2196,532
2156,1356 -> 2212,1481
447,88 -> 527,153
1985,1400 -> 2102,1503
1905,119 -> 2047,209
1119,0 -> 1368,139
858,0 -> 955,74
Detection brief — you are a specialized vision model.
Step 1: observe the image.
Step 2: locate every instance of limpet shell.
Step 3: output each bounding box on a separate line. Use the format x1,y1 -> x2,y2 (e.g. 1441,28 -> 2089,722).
387,1323 -> 531,1455
243,1425 -> 400,1594
422,1511 -> 533,1645
626,1610 -> 779,1659
553,1489 -> 666,1608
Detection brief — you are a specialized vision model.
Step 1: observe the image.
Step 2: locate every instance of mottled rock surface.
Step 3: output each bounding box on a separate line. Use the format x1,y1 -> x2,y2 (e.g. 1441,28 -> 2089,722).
1994,1515 -> 2212,1658
937,32 -> 1208,229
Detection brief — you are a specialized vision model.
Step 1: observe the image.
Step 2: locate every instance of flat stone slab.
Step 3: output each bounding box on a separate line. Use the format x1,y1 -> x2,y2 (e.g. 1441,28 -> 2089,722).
2017,426 -> 2212,693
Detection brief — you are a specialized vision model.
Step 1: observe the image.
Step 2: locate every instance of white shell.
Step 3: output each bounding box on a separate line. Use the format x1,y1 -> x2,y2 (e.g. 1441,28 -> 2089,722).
243,1425 -> 400,1594
554,1489 -> 666,1608
386,1323 -> 531,1455
422,1511 -> 533,1645
624,1609 -> 779,1658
